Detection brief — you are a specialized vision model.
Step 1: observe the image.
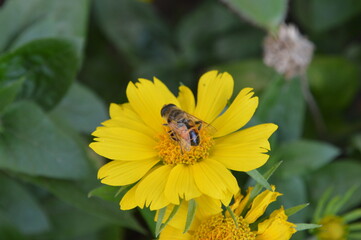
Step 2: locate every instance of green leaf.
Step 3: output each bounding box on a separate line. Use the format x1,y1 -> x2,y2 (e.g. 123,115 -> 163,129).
88,186 -> 122,203
255,76 -> 306,142
50,82 -> 107,134
21,175 -> 145,234
177,1 -> 263,67
285,203 -> 310,217
308,56 -> 359,113
295,223 -> 321,231
220,0 -> 288,32
94,0 -> 175,64
35,199 -> 108,240
247,169 -> 272,192
0,78 -> 24,113
0,101 -> 91,179
184,199 -> 197,233
275,140 -> 339,178
0,39 -> 79,110
293,0 -> 361,33
0,0 -> 89,57
0,213 -> 26,240
0,174 -> 49,234
138,208 -> 156,237
309,160 -> 361,212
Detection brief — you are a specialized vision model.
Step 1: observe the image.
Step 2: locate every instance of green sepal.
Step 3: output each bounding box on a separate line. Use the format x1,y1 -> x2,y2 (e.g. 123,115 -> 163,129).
247,169 -> 272,192
295,223 -> 321,231
349,232 -> 361,239
349,223 -> 361,231
285,203 -> 310,217
184,199 -> 197,233
226,206 -> 239,228
324,195 -> 341,216
248,161 -> 282,200
332,184 -> 360,215
155,207 -> 167,237
158,204 -> 181,235
344,209 -> 361,223
313,187 -> 333,222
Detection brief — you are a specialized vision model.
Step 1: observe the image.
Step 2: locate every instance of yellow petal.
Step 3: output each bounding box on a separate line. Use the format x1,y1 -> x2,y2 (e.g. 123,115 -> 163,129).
120,185 -> 138,210
212,123 -> 278,171
135,165 -> 173,210
256,207 -> 296,240
159,225 -> 191,240
191,158 -> 238,200
212,88 -> 258,138
245,186 -> 282,224
103,103 -> 155,137
98,158 -> 159,186
195,195 -> 222,220
165,164 -> 202,204
234,187 -> 253,216
194,71 -> 234,123
177,85 -> 195,113
126,78 -> 179,133
90,127 -> 157,160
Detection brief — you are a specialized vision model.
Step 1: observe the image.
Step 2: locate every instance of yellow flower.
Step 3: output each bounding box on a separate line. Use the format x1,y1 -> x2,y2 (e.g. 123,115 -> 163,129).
316,216 -> 347,240
159,186 -> 297,240
90,71 -> 278,210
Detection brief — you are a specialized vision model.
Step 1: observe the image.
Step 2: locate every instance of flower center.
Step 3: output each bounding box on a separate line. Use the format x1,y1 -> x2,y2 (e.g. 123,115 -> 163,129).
156,127 -> 214,165
192,214 -> 256,240
317,216 -> 347,240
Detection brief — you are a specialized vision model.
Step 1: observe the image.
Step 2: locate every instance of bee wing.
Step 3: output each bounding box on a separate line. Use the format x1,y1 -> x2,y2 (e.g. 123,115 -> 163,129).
185,113 -> 217,136
179,138 -> 191,153
166,121 -> 192,153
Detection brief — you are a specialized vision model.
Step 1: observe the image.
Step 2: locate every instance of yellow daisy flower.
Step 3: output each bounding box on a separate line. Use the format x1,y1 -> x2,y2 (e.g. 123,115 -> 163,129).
90,70 -> 278,210
159,186 -> 297,240
313,187 -> 361,240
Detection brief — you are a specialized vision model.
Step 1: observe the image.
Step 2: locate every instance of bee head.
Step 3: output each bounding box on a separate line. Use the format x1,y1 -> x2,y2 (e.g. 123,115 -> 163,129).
161,104 -> 176,117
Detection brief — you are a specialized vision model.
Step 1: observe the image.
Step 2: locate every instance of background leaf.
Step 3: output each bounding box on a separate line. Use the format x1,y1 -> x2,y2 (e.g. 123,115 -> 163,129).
254,76 -> 306,142
20,176 -> 145,234
50,82 -> 107,134
0,0 -> 89,57
0,78 -> 24,113
220,0 -> 288,32
309,160 -> 361,211
0,174 -> 50,234
293,0 -> 361,33
0,101 -> 91,179
267,140 -> 340,179
0,39 -> 79,110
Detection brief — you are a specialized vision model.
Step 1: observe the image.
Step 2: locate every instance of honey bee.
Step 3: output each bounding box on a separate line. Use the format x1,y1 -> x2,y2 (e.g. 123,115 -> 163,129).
161,104 -> 214,153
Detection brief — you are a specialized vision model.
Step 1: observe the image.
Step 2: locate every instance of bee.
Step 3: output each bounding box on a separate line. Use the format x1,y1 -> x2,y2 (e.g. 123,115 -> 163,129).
161,104 -> 213,153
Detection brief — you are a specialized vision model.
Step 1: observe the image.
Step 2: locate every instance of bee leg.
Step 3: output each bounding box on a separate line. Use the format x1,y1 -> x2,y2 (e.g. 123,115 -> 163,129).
168,130 -> 178,141
195,121 -> 202,130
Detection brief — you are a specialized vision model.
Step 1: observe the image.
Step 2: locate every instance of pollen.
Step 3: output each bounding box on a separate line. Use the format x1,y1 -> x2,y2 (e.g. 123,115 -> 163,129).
155,128 -> 214,165
193,214 -> 256,240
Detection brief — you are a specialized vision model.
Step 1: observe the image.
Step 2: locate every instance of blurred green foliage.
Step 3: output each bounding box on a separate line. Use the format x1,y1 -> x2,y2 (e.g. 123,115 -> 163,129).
0,0 -> 360,239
